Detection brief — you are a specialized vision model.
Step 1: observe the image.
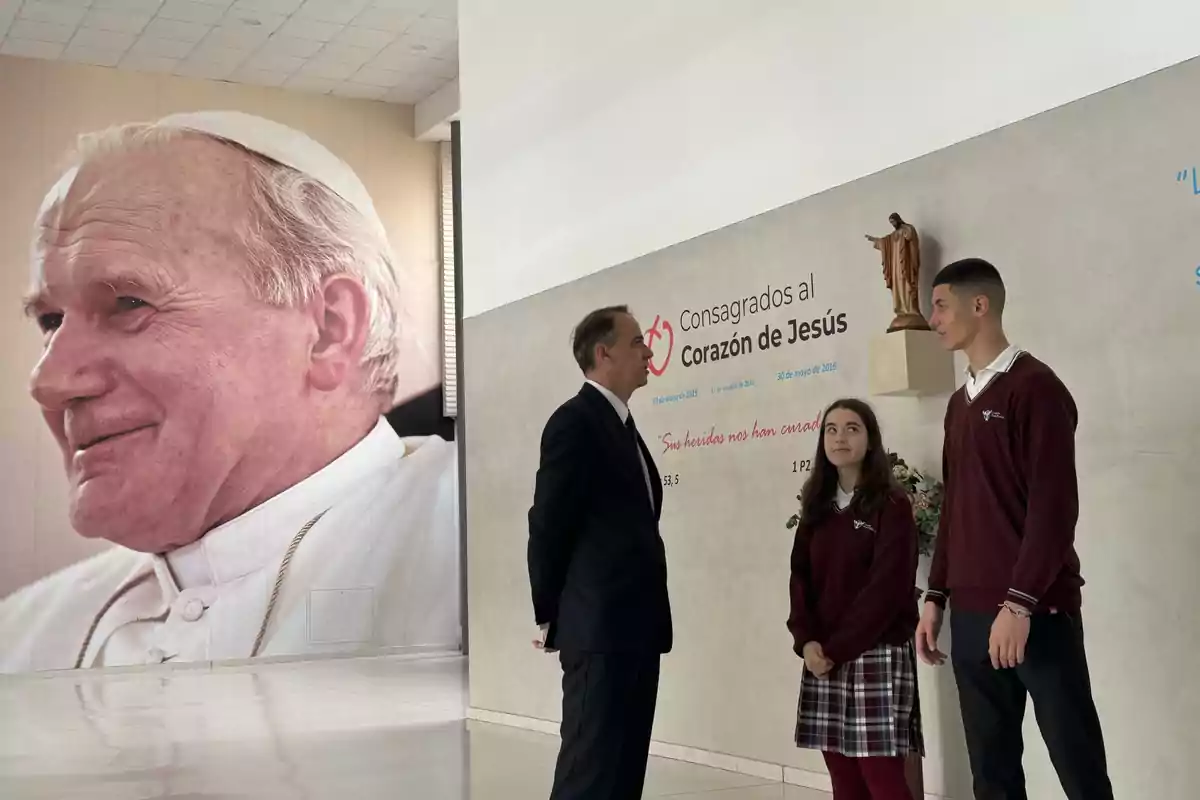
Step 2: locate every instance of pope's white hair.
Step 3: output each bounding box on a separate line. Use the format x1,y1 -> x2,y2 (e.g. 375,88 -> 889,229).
44,122 -> 404,401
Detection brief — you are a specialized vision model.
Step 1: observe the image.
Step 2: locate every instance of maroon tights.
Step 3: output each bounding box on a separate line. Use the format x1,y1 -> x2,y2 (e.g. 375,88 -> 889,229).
822,752 -> 913,800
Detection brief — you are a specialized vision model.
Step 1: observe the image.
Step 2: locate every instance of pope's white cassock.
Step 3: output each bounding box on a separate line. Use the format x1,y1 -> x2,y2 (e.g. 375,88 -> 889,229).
0,420 -> 460,673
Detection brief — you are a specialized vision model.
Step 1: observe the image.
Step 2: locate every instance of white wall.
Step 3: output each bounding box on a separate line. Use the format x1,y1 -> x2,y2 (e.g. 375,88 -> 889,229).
459,0 -> 1200,318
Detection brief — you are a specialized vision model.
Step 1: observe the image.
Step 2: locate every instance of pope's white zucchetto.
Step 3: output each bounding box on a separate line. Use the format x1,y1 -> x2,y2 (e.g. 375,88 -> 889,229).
153,110 -> 388,242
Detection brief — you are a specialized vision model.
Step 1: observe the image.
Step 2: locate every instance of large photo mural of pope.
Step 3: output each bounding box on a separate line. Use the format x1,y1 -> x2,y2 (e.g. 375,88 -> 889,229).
0,110 -> 459,673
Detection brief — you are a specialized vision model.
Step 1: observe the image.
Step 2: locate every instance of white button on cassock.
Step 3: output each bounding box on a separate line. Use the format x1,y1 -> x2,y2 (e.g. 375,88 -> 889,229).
180,599 -> 205,623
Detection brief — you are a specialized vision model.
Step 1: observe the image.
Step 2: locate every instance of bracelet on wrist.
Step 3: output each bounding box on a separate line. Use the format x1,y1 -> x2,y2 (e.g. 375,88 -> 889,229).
1001,601 -> 1032,619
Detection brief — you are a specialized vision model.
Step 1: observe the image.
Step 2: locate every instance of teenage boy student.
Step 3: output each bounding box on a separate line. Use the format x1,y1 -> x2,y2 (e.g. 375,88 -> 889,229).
916,258 -> 1113,800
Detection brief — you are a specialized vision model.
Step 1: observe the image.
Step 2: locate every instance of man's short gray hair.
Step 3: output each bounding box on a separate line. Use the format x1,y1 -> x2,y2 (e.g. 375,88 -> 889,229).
42,123 -> 404,400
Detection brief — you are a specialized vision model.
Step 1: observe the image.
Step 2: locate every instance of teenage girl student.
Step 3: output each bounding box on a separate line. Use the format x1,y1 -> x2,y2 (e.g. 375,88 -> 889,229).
787,398 -> 924,800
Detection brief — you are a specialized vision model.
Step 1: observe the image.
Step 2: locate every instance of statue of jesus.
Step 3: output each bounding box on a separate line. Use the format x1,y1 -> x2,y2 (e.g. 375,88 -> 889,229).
865,213 -> 930,333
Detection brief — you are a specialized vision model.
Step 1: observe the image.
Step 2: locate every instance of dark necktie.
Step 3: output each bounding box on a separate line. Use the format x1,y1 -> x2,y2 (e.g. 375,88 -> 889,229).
627,415 -> 653,509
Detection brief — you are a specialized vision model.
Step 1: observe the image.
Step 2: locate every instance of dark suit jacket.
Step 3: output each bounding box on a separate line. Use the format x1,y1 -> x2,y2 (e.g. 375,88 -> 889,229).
527,383 -> 673,655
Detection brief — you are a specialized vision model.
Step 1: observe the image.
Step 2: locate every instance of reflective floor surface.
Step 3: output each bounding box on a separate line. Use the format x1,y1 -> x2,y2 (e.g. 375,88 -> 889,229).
0,654 -> 827,799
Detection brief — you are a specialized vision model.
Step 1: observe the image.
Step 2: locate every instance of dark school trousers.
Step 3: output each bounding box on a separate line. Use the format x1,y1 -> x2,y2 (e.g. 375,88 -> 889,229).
950,609 -> 1113,800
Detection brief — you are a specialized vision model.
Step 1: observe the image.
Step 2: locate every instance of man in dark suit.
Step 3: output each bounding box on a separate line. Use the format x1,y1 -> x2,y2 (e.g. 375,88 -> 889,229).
528,305 -> 673,800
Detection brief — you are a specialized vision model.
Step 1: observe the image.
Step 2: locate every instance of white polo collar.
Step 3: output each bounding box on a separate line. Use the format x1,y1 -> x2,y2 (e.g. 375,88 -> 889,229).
965,344 -> 1023,400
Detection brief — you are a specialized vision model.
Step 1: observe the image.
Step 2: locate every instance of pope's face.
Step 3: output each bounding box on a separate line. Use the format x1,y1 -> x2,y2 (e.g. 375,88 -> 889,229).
26,139 -> 319,553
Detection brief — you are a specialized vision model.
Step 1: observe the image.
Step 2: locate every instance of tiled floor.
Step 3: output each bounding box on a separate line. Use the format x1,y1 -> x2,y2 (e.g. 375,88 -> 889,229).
0,655 -> 827,799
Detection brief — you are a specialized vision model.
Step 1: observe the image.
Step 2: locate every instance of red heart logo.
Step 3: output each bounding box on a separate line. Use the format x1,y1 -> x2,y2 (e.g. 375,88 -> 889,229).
645,315 -> 673,376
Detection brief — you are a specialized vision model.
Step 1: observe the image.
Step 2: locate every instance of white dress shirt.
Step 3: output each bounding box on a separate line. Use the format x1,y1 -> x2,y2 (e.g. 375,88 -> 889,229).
964,344 -> 1024,400
0,418 -> 460,673
586,380 -> 655,508
835,485 -> 855,511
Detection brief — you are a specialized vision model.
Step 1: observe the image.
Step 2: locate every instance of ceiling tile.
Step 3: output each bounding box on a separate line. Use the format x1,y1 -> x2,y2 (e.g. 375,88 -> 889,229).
91,0 -> 165,14
63,44 -> 128,67
1,37 -> 65,58
293,0 -> 367,26
369,41 -> 420,69
9,19 -> 76,42
297,57 -> 357,80
260,33 -> 323,57
350,63 -> 403,87
368,0 -> 428,11
0,0 -> 454,108
333,81 -> 386,100
204,23 -> 271,48
229,0 -> 299,16
284,73 -> 338,93
120,52 -> 180,72
242,50 -> 301,72
316,41 -> 375,64
425,55 -> 454,79
220,7 -> 284,34
423,0 -> 452,20
175,58 -> 238,79
332,25 -> 392,50
82,9 -> 152,33
390,30 -> 442,55
350,6 -> 415,34
404,70 -> 442,94
129,35 -> 195,57
404,12 -> 452,40
187,39 -> 249,65
403,40 -> 448,67
275,15 -> 340,41
20,1 -> 88,26
144,17 -> 211,42
72,27 -> 138,50
158,0 -> 227,24
231,66 -> 289,86
428,36 -> 453,60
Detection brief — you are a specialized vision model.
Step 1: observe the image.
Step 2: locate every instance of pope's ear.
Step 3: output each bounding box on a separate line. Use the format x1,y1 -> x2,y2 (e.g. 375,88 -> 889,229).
307,274 -> 370,391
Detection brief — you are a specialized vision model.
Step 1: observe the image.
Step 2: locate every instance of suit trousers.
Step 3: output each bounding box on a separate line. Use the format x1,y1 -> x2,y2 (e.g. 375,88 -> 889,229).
549,651 -> 661,800
949,610 -> 1113,800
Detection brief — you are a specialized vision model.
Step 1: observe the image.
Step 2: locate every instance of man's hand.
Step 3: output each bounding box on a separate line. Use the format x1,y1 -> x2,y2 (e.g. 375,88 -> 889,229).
532,624 -> 556,653
989,606 -> 1031,669
802,641 -> 834,678
915,602 -> 947,666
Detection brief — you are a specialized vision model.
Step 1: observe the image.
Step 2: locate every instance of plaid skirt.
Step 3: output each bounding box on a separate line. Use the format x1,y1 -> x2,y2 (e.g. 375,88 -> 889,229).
795,641 -> 924,758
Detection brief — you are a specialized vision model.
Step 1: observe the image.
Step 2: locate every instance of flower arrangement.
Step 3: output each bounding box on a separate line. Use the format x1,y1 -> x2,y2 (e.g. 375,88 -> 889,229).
888,451 -> 943,556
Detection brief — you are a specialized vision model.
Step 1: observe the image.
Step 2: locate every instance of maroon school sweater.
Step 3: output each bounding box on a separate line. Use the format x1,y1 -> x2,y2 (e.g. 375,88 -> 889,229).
926,352 -> 1085,614
787,492 -> 919,665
